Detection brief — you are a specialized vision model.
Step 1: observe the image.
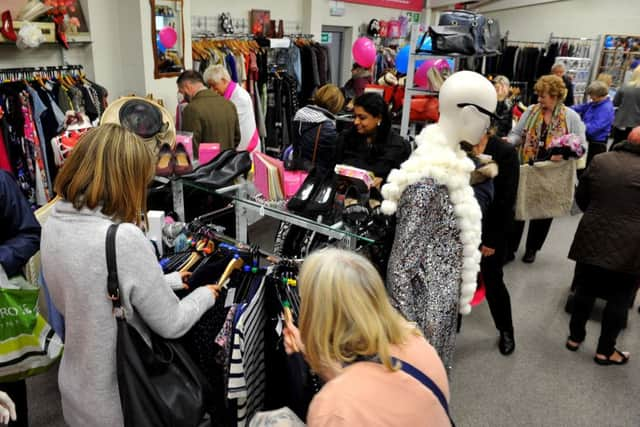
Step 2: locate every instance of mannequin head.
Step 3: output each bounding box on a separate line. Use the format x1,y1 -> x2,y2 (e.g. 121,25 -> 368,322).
437,71 -> 497,147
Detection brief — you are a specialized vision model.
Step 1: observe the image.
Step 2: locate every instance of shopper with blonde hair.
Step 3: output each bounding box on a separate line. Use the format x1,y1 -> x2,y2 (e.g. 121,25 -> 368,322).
41,123 -> 218,426
284,248 -> 451,427
612,67 -> 640,147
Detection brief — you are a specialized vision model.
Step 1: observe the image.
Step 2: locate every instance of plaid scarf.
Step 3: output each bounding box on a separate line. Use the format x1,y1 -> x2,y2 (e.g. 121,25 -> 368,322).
520,103 -> 568,164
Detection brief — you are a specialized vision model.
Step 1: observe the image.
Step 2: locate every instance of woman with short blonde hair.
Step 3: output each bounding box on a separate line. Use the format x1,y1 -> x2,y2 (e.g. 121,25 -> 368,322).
285,248 -> 451,426
42,124 -> 218,426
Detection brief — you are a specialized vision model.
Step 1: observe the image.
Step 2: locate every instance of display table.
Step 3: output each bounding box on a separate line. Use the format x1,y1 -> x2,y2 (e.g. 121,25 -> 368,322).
172,179 -> 374,250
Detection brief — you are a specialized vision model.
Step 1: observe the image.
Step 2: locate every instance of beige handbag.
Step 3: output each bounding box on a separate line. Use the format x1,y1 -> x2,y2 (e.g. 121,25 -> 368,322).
515,159 -> 577,221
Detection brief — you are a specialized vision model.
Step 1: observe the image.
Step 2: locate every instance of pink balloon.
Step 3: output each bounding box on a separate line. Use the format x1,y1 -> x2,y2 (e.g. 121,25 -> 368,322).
159,26 -> 178,49
415,59 -> 450,88
352,37 -> 377,68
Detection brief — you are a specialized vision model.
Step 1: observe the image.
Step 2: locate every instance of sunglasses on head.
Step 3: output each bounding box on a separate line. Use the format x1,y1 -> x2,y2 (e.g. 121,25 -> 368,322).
457,102 -> 500,120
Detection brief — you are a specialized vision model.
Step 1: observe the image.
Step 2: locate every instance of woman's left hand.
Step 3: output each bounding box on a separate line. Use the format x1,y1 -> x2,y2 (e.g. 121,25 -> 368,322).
550,154 -> 564,162
179,271 -> 192,289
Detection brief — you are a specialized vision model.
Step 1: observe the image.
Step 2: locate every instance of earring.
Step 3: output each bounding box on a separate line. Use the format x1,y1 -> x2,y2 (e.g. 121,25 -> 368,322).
377,121 -> 381,127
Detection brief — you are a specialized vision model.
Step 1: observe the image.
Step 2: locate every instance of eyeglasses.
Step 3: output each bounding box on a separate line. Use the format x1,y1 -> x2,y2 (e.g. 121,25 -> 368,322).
457,102 -> 500,120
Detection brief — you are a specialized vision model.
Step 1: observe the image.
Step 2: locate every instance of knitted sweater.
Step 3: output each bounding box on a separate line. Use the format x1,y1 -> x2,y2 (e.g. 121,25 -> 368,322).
41,201 -> 215,427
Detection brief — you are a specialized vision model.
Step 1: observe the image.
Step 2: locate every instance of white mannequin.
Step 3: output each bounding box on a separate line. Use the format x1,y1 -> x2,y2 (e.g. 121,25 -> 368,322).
383,70 -> 497,315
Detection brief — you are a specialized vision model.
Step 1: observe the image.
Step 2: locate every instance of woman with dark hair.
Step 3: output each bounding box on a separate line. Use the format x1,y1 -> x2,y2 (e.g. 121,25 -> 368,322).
335,93 -> 410,180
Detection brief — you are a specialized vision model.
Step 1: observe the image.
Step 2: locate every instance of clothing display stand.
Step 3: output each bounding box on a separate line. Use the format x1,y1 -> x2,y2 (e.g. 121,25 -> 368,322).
553,56 -> 592,104
593,33 -> 640,88
169,179 -> 373,250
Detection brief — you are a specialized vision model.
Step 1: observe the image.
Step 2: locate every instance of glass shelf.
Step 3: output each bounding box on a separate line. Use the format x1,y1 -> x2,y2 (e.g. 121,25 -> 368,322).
177,179 -> 376,248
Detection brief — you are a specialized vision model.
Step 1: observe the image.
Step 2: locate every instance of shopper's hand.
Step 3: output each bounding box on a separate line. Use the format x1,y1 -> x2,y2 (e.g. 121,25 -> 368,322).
550,154 -> 563,162
481,245 -> 496,257
283,321 -> 304,355
0,391 -> 16,425
206,285 -> 220,300
179,271 -> 192,290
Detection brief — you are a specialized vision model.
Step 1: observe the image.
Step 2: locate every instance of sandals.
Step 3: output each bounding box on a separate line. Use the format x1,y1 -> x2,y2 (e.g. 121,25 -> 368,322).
565,338 -> 581,352
594,349 -> 630,366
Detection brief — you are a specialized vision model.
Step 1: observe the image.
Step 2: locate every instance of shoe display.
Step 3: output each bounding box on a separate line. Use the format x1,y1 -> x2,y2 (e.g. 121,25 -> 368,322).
1,11 -> 17,42
155,143 -> 174,177
306,172 -> 337,215
287,168 -> 322,213
342,186 -> 370,227
498,330 -> 515,355
522,249 -> 537,264
173,143 -> 193,176
181,149 -> 235,180
195,151 -> 252,188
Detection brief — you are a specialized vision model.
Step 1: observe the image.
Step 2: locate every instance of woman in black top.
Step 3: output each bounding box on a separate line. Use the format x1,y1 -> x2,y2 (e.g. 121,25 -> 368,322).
335,93 -> 410,180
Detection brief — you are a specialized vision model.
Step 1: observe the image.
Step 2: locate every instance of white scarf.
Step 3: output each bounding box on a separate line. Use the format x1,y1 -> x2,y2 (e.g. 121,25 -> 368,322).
381,124 -> 482,315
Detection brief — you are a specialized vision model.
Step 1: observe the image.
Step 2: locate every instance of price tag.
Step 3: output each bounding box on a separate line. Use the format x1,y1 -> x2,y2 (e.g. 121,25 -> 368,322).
275,317 -> 283,335
224,288 -> 236,308
259,205 -> 265,217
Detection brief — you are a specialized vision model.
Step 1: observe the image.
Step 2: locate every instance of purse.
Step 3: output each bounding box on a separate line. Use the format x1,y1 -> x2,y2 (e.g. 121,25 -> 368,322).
106,224 -> 211,427
410,96 -> 439,122
285,124 -> 322,172
429,25 -> 476,55
438,9 -> 487,53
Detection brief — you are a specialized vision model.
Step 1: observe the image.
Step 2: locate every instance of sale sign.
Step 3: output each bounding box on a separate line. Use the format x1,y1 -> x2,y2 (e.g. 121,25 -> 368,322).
343,0 -> 424,12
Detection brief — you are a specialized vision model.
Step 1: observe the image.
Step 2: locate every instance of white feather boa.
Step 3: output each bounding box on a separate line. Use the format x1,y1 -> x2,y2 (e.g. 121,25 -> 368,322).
381,124 -> 482,315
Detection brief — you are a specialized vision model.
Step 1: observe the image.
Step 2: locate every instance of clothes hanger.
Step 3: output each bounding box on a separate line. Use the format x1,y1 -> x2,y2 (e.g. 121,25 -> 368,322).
212,256 -> 244,291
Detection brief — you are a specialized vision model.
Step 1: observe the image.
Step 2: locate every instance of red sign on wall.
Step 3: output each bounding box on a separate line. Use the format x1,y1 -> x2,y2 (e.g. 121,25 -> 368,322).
342,0 -> 424,12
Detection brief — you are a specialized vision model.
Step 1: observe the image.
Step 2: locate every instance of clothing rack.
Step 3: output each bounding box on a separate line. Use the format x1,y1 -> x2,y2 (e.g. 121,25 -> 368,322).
0,64 -> 84,80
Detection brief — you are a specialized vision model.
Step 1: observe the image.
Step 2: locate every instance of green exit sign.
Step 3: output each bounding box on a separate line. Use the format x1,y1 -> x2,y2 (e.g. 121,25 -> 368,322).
321,32 -> 332,44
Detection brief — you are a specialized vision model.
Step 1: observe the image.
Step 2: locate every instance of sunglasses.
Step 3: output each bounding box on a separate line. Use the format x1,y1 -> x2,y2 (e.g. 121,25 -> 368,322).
457,102 -> 500,120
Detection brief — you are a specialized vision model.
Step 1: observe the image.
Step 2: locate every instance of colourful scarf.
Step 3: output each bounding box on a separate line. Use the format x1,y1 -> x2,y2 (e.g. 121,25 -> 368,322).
520,103 -> 568,164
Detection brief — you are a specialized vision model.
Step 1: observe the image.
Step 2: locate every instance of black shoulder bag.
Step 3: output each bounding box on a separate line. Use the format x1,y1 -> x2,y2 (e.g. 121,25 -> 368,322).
106,224 -> 211,427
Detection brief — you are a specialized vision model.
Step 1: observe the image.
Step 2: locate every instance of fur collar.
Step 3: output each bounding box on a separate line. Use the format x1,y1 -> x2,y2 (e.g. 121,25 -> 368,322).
381,124 -> 482,315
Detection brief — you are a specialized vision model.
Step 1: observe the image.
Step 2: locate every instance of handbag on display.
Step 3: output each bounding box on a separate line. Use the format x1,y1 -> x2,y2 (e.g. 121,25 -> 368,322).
438,9 -> 487,53
410,96 -> 439,122
106,224 -> 211,427
483,17 -> 501,53
429,25 -> 476,55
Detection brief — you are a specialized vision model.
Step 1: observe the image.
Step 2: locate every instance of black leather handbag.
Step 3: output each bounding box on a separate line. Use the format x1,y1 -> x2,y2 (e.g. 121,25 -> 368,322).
106,224 -> 211,427
429,25 -> 476,55
483,17 -> 501,53
439,10 -> 487,53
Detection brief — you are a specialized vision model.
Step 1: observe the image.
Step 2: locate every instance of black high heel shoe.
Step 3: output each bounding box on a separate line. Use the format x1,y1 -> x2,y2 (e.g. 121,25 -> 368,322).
342,186 -> 370,227
306,172 -> 337,216
182,149 -> 236,180
287,168 -> 322,213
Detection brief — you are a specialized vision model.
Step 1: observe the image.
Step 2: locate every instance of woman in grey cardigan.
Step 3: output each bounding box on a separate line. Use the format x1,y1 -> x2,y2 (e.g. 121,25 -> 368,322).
504,75 -> 586,264
41,124 -> 218,427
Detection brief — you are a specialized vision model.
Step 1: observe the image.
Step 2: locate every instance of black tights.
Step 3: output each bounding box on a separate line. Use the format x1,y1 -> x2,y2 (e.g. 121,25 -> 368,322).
569,263 -> 637,356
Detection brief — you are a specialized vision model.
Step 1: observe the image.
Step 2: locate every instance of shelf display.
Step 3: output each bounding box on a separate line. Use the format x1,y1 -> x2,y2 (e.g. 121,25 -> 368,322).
596,34 -> 640,87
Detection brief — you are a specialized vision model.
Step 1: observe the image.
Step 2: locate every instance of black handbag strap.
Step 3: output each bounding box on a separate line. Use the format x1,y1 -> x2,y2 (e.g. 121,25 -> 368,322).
311,124 -> 322,166
106,223 -> 122,310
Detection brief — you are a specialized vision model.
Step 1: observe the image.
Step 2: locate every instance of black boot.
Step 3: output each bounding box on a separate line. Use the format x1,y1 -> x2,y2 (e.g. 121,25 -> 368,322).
522,249 -> 536,264
499,330 -> 515,355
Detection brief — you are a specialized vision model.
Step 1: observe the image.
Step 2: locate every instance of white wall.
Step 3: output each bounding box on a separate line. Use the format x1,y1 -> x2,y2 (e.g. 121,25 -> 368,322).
480,0 -> 640,42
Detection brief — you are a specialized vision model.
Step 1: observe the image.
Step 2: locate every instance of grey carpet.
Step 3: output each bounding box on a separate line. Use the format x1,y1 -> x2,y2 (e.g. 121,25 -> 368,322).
24,215 -> 640,426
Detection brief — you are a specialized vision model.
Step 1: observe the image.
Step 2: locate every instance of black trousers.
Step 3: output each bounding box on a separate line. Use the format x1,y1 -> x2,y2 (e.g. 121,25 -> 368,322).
569,262 -> 637,356
480,241 -> 514,333
509,218 -> 553,254
611,127 -> 632,149
1,380 -> 28,426
586,140 -> 607,168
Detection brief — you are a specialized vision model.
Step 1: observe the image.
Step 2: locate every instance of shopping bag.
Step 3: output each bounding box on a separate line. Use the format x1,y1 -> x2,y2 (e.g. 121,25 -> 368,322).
0,276 -> 63,382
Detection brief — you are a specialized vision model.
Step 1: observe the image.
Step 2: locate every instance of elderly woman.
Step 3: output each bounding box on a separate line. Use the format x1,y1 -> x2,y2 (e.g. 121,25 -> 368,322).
493,75 -> 513,137
572,80 -> 615,168
505,74 -> 586,264
566,126 -> 640,365
284,248 -> 452,426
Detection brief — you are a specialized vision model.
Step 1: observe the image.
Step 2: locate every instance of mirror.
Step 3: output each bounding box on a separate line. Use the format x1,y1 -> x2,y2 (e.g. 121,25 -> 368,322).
150,0 -> 185,79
